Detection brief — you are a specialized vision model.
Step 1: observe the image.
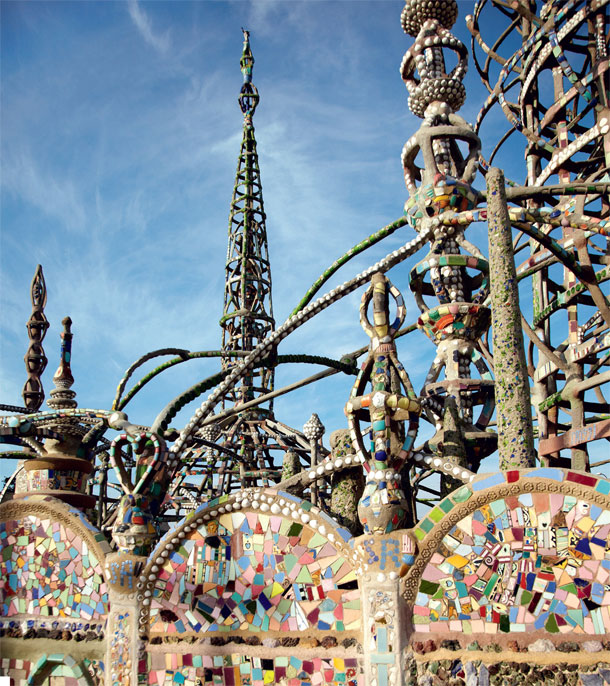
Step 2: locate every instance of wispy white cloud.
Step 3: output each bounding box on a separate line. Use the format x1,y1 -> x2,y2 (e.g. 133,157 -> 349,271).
2,153 -> 87,232
127,0 -> 171,54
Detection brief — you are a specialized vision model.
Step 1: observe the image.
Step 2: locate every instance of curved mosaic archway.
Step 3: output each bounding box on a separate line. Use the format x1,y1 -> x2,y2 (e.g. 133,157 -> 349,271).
140,488 -> 360,637
403,469 -> 610,638
27,654 -> 95,686
0,496 -> 110,625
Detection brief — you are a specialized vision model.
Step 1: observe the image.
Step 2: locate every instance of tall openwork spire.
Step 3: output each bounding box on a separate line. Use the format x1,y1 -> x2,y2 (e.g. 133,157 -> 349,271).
220,29 -> 274,411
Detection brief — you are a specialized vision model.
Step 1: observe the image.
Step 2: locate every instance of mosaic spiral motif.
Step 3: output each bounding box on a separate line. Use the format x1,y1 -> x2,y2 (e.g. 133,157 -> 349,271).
148,654 -> 361,686
0,515 -> 108,620
413,492 -> 610,635
149,511 -> 360,634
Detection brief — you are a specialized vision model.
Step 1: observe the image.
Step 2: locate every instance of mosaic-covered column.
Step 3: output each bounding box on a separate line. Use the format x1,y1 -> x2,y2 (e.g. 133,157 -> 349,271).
400,0 -> 497,491
105,552 -> 147,686
486,167 -> 535,469
105,430 -> 170,685
346,273 -> 421,533
354,532 -> 416,686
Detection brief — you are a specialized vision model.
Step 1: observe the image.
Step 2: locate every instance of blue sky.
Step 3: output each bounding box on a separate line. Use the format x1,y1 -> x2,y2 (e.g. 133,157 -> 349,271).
1,1 -> 528,482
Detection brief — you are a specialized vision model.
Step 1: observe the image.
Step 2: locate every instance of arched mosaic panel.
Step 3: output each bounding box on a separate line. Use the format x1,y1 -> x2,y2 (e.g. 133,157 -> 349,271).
0,499 -> 109,621
413,489 -> 610,635
148,495 -> 360,636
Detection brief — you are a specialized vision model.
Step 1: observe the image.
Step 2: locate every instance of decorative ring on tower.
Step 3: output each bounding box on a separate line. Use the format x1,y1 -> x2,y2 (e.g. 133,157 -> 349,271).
401,0 -> 458,37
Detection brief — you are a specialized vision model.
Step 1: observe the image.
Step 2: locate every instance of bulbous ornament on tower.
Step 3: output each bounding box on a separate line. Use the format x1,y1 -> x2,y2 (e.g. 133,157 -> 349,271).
400,0 -> 458,38
345,273 -> 420,534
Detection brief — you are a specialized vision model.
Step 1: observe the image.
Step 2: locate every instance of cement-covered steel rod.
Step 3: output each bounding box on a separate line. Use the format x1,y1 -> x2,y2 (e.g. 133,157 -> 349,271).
487,167 -> 536,469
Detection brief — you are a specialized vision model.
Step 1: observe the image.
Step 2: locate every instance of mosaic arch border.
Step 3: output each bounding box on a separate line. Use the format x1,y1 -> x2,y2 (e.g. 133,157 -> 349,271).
137,487 -> 358,636
27,653 -> 95,686
0,495 -> 112,564
402,468 -> 610,604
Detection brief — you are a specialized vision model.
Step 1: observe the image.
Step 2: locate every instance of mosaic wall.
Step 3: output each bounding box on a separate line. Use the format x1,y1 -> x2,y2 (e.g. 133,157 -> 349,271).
0,513 -> 108,620
148,653 -> 362,685
149,509 -> 360,635
413,489 -> 610,635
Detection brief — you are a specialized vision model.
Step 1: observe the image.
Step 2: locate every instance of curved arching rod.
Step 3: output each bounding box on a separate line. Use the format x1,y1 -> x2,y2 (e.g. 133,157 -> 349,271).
576,235 -> 610,329
520,313 -> 570,375
510,221 -> 584,279
157,323 -> 419,441
113,347 -> 190,410
0,446 -> 37,459
202,328 -> 419,430
485,181 -> 610,205
168,231 -> 430,466
0,404 -> 30,414
151,353 -> 360,436
289,215 -> 410,317
113,348 -> 251,411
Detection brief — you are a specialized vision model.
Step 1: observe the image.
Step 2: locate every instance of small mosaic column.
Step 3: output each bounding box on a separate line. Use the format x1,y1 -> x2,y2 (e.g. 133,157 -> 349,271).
346,273 -> 421,533
105,553 -> 147,686
486,167 -> 536,469
355,533 -> 416,686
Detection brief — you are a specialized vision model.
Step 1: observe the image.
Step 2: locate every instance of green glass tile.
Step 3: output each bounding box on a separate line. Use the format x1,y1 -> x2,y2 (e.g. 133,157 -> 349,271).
484,573 -> 498,596
419,579 -> 439,595
414,527 -> 426,542
420,518 -> 434,533
296,566 -> 312,583
428,507 -> 443,523
520,591 -> 532,605
545,614 -> 559,633
452,486 -> 472,503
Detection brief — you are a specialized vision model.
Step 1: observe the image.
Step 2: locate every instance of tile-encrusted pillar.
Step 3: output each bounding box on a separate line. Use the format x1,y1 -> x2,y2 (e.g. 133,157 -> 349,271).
355,532 -> 416,686
486,167 -> 536,468
105,553 -> 147,686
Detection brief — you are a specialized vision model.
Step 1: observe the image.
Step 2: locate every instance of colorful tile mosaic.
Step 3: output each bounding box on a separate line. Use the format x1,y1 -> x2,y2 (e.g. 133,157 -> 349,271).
0,515 -> 108,620
110,611 -> 132,686
0,655 -> 103,686
366,589 -> 398,686
147,653 -> 362,686
411,469 -> 610,543
413,492 -> 610,635
148,510 -> 360,634
1,658 -> 31,685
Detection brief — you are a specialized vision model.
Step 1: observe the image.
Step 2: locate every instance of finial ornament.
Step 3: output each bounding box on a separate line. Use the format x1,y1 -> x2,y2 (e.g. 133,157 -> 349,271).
47,316 -> 77,410
238,28 -> 259,121
22,264 -> 49,411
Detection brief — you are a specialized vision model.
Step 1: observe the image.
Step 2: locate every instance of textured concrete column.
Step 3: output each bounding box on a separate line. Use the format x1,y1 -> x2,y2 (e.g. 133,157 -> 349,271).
486,167 -> 536,468
105,553 -> 147,686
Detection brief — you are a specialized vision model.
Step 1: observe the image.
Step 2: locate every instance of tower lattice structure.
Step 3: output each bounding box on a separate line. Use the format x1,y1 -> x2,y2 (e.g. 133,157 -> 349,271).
220,30 -> 275,412
205,30 -> 277,492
